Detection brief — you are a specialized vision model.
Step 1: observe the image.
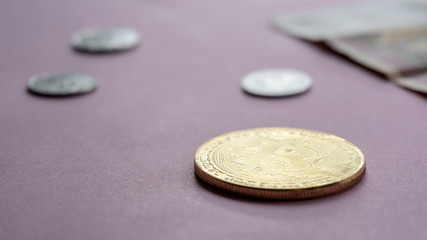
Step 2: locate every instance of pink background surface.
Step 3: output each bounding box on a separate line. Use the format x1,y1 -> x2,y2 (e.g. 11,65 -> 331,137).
0,0 -> 426,239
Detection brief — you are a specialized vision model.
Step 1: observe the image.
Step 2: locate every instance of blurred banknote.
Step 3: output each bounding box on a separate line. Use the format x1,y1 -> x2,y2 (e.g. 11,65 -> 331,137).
327,27 -> 427,93
327,27 -> 427,77
271,0 -> 427,41
393,72 -> 427,94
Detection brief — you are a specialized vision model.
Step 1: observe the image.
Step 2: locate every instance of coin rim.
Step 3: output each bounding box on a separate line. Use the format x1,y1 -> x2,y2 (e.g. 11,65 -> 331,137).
194,127 -> 366,200
241,69 -> 313,97
27,72 -> 98,96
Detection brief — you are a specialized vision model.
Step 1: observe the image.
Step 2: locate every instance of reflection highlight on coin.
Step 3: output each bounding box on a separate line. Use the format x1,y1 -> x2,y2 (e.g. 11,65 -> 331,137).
241,69 -> 312,97
27,73 -> 97,96
71,26 -> 140,53
195,128 -> 365,200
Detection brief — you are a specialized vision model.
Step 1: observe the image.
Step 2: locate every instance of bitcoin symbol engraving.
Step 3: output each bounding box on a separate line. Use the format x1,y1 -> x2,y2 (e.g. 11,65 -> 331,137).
216,138 -> 320,176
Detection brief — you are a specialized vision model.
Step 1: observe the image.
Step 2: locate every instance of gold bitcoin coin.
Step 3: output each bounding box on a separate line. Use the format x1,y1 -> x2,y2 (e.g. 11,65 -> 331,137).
195,128 -> 365,200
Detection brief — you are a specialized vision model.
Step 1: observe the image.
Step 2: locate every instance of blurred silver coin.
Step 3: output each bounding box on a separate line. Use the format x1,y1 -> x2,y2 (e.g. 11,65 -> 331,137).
241,69 -> 312,97
71,27 -> 140,53
28,73 -> 97,96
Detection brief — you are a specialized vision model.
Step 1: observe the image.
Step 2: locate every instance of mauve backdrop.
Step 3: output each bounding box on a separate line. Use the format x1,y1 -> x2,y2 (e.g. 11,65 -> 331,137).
0,0 -> 426,239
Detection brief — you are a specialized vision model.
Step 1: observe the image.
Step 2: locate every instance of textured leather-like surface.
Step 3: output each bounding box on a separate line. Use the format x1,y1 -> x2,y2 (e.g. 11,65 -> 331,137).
0,0 -> 426,239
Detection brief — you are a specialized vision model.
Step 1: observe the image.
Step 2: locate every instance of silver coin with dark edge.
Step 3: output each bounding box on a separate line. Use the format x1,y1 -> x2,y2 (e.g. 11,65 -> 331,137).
241,69 -> 312,97
71,27 -> 140,53
27,73 -> 97,96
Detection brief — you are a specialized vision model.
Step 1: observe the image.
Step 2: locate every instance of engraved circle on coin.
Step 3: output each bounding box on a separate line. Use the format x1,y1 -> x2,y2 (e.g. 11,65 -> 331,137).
71,27 -> 140,53
27,73 -> 97,96
241,69 -> 312,97
195,128 -> 365,200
